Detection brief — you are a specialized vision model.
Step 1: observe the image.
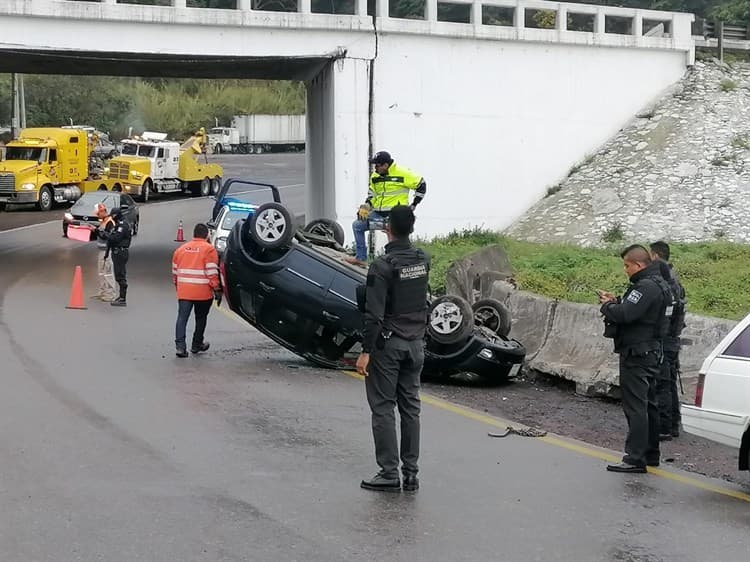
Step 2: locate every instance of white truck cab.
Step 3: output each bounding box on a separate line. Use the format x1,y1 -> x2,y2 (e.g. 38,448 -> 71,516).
207,127 -> 240,154
682,311 -> 750,471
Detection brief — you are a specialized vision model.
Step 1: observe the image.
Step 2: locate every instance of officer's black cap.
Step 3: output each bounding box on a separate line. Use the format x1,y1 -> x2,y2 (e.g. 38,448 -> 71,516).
369,151 -> 392,165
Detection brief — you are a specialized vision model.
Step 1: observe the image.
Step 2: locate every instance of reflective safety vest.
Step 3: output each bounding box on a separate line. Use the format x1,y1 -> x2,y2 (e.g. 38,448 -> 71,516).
172,238 -> 220,301
368,162 -> 423,212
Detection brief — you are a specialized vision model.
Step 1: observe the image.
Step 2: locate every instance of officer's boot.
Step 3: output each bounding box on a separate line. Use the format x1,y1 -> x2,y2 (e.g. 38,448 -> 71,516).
111,285 -> 127,307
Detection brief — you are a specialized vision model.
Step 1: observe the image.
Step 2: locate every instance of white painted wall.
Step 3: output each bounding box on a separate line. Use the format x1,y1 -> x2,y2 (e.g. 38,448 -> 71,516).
368,35 -> 688,237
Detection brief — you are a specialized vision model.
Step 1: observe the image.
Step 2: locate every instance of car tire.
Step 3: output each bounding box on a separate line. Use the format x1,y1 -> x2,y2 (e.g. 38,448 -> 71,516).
428,295 -> 474,345
37,185 -> 54,212
211,176 -> 221,196
303,218 -> 345,246
249,202 -> 294,250
133,218 -> 139,236
472,298 -> 512,337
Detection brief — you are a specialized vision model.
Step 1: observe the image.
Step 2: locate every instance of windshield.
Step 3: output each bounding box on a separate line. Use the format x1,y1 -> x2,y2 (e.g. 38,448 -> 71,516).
121,144 -> 155,157
210,128 -> 224,135
71,193 -> 120,215
221,210 -> 250,231
4,147 -> 48,162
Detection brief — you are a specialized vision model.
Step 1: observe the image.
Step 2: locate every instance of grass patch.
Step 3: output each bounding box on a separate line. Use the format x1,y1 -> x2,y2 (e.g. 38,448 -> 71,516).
417,229 -> 750,320
731,133 -> 750,150
720,78 -> 738,92
601,222 -> 625,244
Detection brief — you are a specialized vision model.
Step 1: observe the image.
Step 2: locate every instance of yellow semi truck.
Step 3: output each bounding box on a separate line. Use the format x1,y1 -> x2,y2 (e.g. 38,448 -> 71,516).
107,127 -> 223,202
0,128 -> 120,211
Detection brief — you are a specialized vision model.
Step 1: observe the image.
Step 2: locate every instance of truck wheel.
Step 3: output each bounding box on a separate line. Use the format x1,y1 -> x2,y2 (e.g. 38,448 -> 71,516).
472,298 -> 512,337
249,202 -> 294,250
214,144 -> 222,155
211,176 -> 221,196
112,184 -> 122,192
138,179 -> 151,203
37,185 -> 54,212
97,184 -> 108,191
428,295 -> 474,345
200,177 -> 211,197
256,145 -> 265,155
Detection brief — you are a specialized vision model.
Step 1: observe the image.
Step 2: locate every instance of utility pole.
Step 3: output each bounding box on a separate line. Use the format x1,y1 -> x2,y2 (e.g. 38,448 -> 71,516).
10,73 -> 19,138
19,74 -> 26,129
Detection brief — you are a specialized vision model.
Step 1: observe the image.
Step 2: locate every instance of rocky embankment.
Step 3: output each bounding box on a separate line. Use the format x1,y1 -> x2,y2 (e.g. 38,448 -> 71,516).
507,59 -> 750,246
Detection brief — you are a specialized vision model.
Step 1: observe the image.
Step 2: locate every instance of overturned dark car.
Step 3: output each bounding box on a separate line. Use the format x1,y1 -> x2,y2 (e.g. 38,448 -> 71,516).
219,188 -> 525,382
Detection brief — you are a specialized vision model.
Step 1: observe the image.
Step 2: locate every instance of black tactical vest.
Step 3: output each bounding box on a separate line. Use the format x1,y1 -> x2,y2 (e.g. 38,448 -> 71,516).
383,249 -> 429,316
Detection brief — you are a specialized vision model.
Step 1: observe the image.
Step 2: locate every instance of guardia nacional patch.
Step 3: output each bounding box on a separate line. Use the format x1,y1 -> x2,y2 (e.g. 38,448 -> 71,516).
627,290 -> 643,304
398,264 -> 427,280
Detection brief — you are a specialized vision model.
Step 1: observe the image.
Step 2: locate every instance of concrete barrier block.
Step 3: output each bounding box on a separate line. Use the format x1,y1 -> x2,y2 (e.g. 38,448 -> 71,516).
445,245 -> 512,302
506,290 -> 555,360
678,313 -> 738,376
529,300 -> 621,397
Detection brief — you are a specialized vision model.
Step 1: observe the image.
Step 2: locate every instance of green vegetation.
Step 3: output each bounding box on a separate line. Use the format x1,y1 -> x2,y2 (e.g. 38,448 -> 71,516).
417,228 -> 750,320
731,133 -> 750,149
720,78 -> 738,92
0,75 -> 304,140
601,222 -> 625,244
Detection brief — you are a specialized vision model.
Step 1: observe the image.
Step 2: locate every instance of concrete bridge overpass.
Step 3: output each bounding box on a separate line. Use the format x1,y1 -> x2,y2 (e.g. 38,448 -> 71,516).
0,0 -> 695,237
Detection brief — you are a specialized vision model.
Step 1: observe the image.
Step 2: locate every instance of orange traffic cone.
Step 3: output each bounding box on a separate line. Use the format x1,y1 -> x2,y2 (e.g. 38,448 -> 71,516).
66,266 -> 87,310
174,220 -> 185,242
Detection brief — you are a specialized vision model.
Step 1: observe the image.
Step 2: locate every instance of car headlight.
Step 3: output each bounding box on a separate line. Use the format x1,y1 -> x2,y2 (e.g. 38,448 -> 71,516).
64,212 -> 74,221
20,183 -> 36,190
478,348 -> 494,360
216,237 -> 227,252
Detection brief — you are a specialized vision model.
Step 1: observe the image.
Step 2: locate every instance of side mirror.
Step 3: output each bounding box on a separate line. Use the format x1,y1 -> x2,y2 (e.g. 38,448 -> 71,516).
206,220 -> 217,229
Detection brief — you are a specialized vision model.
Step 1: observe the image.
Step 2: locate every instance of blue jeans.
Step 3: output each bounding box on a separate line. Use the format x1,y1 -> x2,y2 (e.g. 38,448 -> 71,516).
175,298 -> 213,349
352,211 -> 386,261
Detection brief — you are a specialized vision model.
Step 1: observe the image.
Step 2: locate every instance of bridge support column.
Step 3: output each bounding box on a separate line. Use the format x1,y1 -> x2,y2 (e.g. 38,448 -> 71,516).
306,58 -> 370,236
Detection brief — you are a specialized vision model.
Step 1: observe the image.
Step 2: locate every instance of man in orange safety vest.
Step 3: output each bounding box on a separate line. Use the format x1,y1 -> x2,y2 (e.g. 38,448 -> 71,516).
172,223 -> 222,358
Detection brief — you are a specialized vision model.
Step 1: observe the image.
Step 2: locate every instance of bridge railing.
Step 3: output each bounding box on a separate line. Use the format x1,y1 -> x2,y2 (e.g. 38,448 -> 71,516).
63,1 -> 696,53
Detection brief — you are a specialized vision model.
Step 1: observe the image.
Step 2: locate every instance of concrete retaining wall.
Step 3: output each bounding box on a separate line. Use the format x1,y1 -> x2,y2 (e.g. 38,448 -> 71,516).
497,282 -> 738,397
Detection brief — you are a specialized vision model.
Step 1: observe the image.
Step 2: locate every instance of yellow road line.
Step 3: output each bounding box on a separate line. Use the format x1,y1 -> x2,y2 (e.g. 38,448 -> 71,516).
215,304 -> 750,503
342,370 -> 750,503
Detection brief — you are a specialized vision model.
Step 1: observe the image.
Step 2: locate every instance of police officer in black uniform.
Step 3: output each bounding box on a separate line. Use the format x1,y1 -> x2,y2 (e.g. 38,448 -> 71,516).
356,205 -> 429,493
650,241 -> 687,440
99,207 -> 132,307
599,245 -> 673,473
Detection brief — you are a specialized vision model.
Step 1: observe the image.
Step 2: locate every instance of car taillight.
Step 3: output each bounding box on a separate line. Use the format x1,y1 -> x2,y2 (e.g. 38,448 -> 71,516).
694,373 -> 706,407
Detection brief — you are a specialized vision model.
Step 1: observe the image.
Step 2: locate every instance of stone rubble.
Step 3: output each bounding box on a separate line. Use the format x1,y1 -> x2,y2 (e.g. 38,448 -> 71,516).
506,59 -> 750,247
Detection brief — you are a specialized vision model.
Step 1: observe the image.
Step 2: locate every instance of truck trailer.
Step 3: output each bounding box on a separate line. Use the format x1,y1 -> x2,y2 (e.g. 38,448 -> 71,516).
207,115 -> 305,155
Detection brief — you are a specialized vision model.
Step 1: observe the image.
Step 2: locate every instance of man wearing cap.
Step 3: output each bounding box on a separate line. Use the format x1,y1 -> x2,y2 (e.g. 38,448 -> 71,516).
348,151 -> 427,267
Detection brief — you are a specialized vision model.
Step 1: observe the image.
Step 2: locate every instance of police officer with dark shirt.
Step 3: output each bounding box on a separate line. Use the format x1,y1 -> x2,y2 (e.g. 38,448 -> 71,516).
598,245 -> 673,473
650,241 -> 687,440
99,208 -> 132,307
356,205 -> 429,493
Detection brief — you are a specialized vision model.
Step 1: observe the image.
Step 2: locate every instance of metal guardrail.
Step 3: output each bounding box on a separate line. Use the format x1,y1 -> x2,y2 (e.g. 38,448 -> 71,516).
694,19 -> 750,56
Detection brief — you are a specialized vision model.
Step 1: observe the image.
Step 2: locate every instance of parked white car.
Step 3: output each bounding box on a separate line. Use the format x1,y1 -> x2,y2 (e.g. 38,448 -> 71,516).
207,200 -> 257,256
681,311 -> 750,471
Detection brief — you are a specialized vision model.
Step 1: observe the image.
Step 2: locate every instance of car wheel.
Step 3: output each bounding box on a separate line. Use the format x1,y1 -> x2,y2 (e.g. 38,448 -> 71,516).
211,176 -> 221,196
249,202 -> 294,250
472,298 -> 512,337
428,295 -> 474,345
303,218 -> 345,246
133,218 -> 139,236
37,185 -> 53,212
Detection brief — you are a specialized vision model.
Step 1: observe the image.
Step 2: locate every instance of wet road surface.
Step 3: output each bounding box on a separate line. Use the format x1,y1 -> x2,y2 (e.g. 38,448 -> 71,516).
1,194 -> 749,561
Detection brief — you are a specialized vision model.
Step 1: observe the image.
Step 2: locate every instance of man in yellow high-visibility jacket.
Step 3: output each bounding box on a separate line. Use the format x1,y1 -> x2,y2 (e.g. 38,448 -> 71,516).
349,151 -> 427,266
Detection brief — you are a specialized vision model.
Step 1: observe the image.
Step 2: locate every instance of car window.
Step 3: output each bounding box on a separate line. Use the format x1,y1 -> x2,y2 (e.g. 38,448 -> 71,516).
722,324 -> 750,359
73,193 -> 119,214
121,194 -> 135,207
121,143 -> 137,156
221,210 -> 249,231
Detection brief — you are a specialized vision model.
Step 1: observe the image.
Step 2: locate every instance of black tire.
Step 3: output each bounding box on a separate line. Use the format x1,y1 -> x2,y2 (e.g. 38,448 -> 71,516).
428,295 -> 474,345
112,183 -> 122,192
97,184 -> 107,191
472,298 -> 512,337
214,144 -> 223,155
138,179 -> 151,203
133,218 -> 139,236
37,185 -> 53,212
249,202 -> 294,250
200,177 -> 211,197
211,176 -> 221,196
304,218 -> 345,246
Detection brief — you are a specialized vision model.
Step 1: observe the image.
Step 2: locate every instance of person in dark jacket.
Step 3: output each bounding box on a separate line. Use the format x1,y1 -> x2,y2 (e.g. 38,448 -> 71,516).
650,241 -> 686,440
356,205 -> 430,493
598,245 -> 673,473
98,207 -> 132,307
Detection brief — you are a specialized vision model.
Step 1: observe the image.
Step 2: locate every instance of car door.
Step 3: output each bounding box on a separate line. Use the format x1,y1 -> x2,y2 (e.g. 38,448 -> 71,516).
323,269 -> 364,337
